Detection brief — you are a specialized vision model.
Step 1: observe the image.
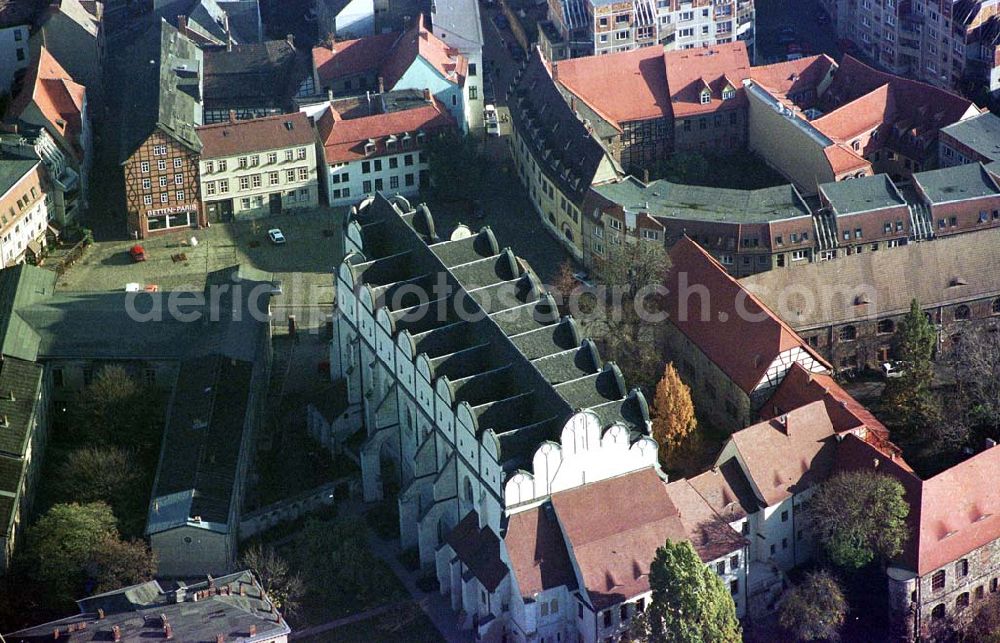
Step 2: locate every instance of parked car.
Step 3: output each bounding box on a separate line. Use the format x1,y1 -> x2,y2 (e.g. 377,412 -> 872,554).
268,228 -> 286,245
129,244 -> 146,262
484,104 -> 500,136
881,361 -> 904,378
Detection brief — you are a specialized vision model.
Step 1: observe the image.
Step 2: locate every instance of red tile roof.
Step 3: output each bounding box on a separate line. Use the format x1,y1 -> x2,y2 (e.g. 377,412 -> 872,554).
315,97 -> 456,163
549,468 -> 688,609
196,112 -> 315,158
663,42 -> 752,118
748,55 -> 836,103
840,432 -> 1000,577
446,510 -> 508,592
726,400 -> 838,506
664,237 -> 831,394
687,462 -> 757,522
312,32 -> 399,84
555,46 -> 672,126
664,478 -> 748,562
9,47 -> 86,160
811,83 -> 893,141
505,505 -> 578,598
822,144 -> 870,176
312,15 -> 466,90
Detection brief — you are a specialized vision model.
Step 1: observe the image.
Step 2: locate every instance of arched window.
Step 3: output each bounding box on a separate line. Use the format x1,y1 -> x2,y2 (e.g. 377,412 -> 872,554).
463,476 -> 474,503
957,592 -> 970,611
931,604 -> 945,620
839,325 -> 857,342
877,319 -> 895,334
955,304 -> 971,321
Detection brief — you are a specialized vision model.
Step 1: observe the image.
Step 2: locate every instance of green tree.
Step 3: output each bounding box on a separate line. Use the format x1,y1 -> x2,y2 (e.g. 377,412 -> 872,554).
72,366 -> 161,447
626,540 -> 741,643
238,543 -> 305,615
424,130 -> 485,203
779,570 -> 848,641
810,471 -> 910,569
24,502 -> 118,605
881,299 -> 938,427
90,534 -> 157,594
53,446 -> 143,529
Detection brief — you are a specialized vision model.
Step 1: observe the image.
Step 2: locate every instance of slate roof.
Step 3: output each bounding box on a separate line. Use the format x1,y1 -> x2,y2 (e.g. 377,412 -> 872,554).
446,510 -> 508,592
664,237 -> 830,394
116,20 -> 203,163
913,162 -> 1000,204
203,39 -> 308,112
197,111 -> 314,158
147,355 -> 254,534
510,50 -> 619,203
429,0 -> 483,50
504,504 -> 577,597
940,111 -> 1000,161
592,175 -> 811,224
186,0 -> 261,45
819,174 -> 906,215
0,159 -> 39,201
0,357 -> 43,458
740,226 -> 1000,328
346,195 -> 650,472
7,570 -> 290,642
0,0 -> 44,28
723,400 -> 838,506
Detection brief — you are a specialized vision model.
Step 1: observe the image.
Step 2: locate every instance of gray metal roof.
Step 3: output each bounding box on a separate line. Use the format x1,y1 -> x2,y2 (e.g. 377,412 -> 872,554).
940,111 -> 1000,161
115,20 -> 203,163
8,570 -> 290,642
0,357 -> 43,458
819,174 -> 906,215
147,354 -> 254,534
0,264 -> 57,362
913,162 -> 1000,204
595,175 -> 811,223
429,0 -> 483,50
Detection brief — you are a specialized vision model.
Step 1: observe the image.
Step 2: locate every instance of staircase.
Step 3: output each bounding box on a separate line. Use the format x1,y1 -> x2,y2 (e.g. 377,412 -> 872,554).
908,201 -> 934,240
812,209 -> 839,251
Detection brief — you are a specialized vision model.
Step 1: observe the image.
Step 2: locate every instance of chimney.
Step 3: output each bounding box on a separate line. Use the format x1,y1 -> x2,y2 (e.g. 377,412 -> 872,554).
987,438 -> 997,449
285,33 -> 295,49
249,625 -> 257,636
177,15 -> 187,35
377,76 -> 385,94
570,95 -> 576,114
226,36 -> 233,52
112,625 -> 121,642
422,88 -> 431,102
7,390 -> 13,401
97,609 -> 105,620
239,584 -> 246,597
174,583 -> 186,603
327,88 -> 334,103
229,109 -> 237,124
552,62 -> 558,81
53,628 -> 60,639
164,624 -> 173,640
216,635 -> 225,643
642,168 -> 650,183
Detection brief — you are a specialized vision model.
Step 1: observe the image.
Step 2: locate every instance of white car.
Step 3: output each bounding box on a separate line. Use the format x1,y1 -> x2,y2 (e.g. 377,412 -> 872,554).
268,228 -> 286,245
484,104 -> 500,136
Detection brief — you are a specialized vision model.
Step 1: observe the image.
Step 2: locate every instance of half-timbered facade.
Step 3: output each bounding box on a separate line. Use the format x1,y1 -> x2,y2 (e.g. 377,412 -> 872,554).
117,22 -> 205,238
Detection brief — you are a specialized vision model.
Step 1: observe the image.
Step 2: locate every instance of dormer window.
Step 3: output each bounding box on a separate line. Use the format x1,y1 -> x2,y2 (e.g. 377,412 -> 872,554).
700,89 -> 712,105
402,132 -> 412,149
386,135 -> 398,152
416,130 -> 426,145
364,139 -> 376,155
722,87 -> 735,100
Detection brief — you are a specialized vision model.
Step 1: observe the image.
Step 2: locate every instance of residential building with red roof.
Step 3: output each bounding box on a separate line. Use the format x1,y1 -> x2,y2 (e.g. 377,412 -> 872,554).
661,236 -> 830,429
5,44 -> 90,224
195,112 -> 319,220
307,15 -> 476,132
33,0 -> 105,107
313,89 -> 456,206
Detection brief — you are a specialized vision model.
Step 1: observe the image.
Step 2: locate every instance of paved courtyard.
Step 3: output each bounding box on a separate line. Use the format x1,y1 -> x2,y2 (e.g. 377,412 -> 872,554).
56,208 -> 347,329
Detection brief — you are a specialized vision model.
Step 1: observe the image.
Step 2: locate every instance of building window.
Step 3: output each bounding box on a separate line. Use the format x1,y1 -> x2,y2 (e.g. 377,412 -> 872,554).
285,149 -> 294,162
957,593 -> 970,611
269,172 -> 279,186
143,195 -> 152,205
142,178 -> 151,189
839,325 -> 857,342
931,604 -> 945,619
298,167 -> 309,181
241,197 -> 251,209
173,158 -> 182,168
176,190 -> 184,201
730,579 -> 739,595
206,182 -> 216,196
717,561 -> 725,574
363,180 -> 372,193
955,305 -> 971,321
297,148 -> 307,160
620,604 -> 628,622
390,176 -> 399,189
958,559 -> 969,577
239,176 -> 250,190
239,157 -> 248,168
159,177 -> 168,187
160,193 -> 168,203
469,63 -> 477,76
250,155 -> 259,167
603,610 -> 611,628
286,169 -> 296,182
140,161 -> 149,173
405,173 -> 414,187
267,152 -> 277,164
174,174 -> 183,185
219,179 -> 229,193
781,510 -> 788,522
251,175 -> 262,188
157,160 -> 166,171
877,319 -> 894,334
932,570 -> 946,591
470,86 -> 478,100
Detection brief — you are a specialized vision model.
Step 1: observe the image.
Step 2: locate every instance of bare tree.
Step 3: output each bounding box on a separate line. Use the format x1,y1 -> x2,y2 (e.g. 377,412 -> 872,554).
239,543 -> 305,616
951,327 -> 1000,435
